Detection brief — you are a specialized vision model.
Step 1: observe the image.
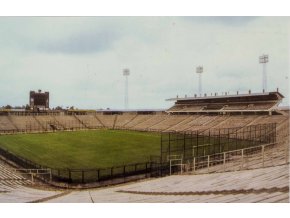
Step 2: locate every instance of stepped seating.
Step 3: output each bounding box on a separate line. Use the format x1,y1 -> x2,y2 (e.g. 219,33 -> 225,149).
123,115 -> 153,128
189,115 -> 218,126
76,115 -> 103,128
223,102 -> 276,111
186,125 -> 210,132
0,116 -> 16,131
114,114 -> 137,128
253,115 -> 288,125
0,113 -> 288,134
134,115 -> 168,131
203,104 -> 224,110
0,160 -> 63,203
149,115 -> 189,131
167,104 -> 207,112
184,116 -> 232,133
245,115 -> 288,140
96,114 -> 116,128
0,186 -> 62,203
223,104 -> 248,110
33,115 -> 55,131
169,115 -> 205,132
202,115 -> 231,129
46,163 -> 289,203
165,116 -> 196,132
191,142 -> 288,175
213,115 -> 256,129
9,116 -> 43,131
0,161 -> 32,192
178,105 -> 204,112
54,115 -> 83,129
182,115 -> 219,132
246,102 -> 276,110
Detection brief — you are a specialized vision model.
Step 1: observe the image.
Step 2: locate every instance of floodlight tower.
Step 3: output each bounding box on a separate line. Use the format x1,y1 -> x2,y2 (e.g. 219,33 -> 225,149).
259,54 -> 269,92
196,66 -> 203,96
123,68 -> 130,109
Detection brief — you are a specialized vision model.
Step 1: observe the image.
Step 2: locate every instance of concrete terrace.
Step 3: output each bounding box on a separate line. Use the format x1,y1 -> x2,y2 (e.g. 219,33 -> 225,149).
44,164 -> 289,203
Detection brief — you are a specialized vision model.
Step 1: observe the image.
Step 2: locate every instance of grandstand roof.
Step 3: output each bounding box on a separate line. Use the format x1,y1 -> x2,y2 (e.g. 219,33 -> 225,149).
166,91 -> 285,114
96,109 -> 165,112
166,91 -> 284,102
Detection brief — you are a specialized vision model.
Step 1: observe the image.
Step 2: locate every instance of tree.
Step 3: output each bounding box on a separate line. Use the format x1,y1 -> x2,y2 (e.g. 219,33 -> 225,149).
55,106 -> 63,110
4,105 -> 12,109
25,104 -> 31,111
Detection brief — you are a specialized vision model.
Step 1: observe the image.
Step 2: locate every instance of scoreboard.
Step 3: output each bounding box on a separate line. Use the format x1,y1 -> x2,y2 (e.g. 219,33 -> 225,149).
29,90 -> 49,110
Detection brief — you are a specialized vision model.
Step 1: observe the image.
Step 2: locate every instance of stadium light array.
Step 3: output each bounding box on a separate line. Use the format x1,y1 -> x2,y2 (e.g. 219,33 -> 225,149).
123,69 -> 130,109
259,54 -> 269,92
196,66 -> 203,96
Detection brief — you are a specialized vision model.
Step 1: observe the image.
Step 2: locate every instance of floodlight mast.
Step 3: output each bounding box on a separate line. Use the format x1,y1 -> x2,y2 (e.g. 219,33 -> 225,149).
259,54 -> 269,92
196,66 -> 203,96
123,69 -> 130,109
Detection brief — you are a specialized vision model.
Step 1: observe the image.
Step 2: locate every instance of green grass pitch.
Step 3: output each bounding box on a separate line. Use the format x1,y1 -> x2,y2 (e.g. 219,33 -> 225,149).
0,130 -> 161,169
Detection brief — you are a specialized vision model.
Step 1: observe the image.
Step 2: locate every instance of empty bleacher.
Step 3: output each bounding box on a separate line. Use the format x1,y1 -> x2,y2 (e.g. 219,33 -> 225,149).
168,102 -> 278,113
96,114 -> 116,128
203,104 -> 224,110
76,114 -> 104,128
133,115 -> 168,131
223,104 -> 248,110
213,115 -> 259,129
53,115 -> 84,129
149,115 -> 189,131
167,105 -> 204,112
182,115 -> 220,132
114,114 -> 138,129
251,114 -> 288,126
246,102 -> 276,110
0,160 -> 63,203
122,115 -> 153,129
0,113 -> 288,134
165,115 -> 198,132
45,163 -> 289,203
167,91 -> 283,115
222,102 -> 276,111
0,116 -> 17,132
8,115 -> 43,131
0,161 -> 32,191
33,115 -> 55,131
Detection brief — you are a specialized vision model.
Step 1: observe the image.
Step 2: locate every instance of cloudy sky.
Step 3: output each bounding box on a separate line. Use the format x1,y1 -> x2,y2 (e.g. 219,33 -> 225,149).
0,17 -> 289,109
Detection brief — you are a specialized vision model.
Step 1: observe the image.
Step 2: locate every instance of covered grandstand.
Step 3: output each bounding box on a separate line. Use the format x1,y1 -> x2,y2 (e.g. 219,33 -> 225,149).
166,91 -> 284,115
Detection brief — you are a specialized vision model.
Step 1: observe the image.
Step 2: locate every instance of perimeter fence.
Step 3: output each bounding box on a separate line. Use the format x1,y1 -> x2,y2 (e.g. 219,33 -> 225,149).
157,123 -> 277,175
0,146 -> 153,185
0,123 -> 282,186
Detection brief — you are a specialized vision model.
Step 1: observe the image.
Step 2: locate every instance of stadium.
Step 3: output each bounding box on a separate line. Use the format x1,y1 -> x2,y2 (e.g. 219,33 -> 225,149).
0,87 -> 289,202
0,16 -> 289,204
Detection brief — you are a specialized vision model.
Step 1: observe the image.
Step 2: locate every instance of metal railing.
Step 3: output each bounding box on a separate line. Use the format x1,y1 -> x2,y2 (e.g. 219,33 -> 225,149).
0,146 -> 153,185
8,168 -> 52,182
181,142 -> 288,175
50,162 -> 152,184
160,123 -> 277,165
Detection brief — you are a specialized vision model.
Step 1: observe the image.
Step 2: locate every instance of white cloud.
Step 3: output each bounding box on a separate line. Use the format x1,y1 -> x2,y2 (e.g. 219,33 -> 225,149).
0,17 -> 289,109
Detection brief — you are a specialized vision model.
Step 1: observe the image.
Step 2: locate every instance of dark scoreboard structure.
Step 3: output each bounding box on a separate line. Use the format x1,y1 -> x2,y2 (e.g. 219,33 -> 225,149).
29,90 -> 49,111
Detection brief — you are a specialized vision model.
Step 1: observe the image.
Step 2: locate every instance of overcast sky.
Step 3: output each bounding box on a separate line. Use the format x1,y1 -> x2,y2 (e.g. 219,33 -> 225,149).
0,17 -> 289,109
